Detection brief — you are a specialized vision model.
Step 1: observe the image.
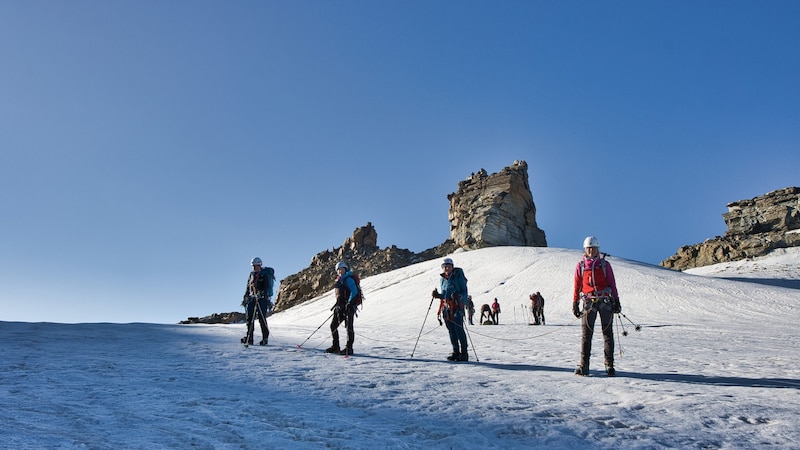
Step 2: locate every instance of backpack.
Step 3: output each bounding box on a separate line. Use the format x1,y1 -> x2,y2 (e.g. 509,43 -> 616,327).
451,267 -> 468,298
264,267 -> 276,296
579,257 -> 607,278
344,273 -> 365,307
248,267 -> 276,296
579,257 -> 613,296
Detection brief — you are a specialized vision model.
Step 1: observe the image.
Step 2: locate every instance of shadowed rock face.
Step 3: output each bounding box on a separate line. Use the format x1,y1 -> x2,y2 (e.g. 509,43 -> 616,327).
447,160 -> 547,249
661,187 -> 800,270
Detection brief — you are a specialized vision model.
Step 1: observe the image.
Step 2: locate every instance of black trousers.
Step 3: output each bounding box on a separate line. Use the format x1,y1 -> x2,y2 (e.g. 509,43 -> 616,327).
244,298 -> 270,344
330,304 -> 356,349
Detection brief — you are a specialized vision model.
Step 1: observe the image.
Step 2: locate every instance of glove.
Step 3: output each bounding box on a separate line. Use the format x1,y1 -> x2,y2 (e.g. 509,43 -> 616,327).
611,297 -> 621,314
330,303 -> 341,316
432,289 -> 441,299
572,302 -> 582,318
335,305 -> 346,321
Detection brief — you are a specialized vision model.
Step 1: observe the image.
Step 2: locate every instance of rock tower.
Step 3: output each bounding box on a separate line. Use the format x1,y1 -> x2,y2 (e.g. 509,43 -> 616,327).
447,160 -> 547,249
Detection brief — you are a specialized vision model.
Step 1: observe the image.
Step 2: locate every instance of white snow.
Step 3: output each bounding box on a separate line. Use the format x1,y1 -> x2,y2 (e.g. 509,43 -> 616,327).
2,246 -> 799,449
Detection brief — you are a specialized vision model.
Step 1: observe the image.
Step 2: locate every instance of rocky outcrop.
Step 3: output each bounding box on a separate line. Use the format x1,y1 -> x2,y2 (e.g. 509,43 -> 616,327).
272,223 -> 452,312
180,312 -> 246,324
661,187 -> 800,270
272,161 -> 546,312
448,160 -> 547,249
181,161 -> 547,321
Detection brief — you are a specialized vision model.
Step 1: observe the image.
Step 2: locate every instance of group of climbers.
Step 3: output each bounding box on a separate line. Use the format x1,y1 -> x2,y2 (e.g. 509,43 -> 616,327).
239,235 -> 621,376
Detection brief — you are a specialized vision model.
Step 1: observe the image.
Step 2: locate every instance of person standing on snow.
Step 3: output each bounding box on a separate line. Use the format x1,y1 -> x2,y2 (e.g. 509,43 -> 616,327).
491,298 -> 501,325
572,236 -> 621,376
466,295 -> 475,326
530,292 -> 545,325
325,261 -> 359,356
433,258 -> 469,361
241,257 -> 274,346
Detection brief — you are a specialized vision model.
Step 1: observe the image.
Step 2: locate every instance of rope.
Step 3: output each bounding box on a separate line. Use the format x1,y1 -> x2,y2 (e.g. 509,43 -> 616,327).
299,308 -> 640,347
355,326 -> 439,343
464,315 -> 581,342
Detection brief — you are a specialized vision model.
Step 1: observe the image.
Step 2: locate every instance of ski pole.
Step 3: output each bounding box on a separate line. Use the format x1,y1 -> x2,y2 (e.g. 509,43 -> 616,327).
297,311 -> 335,349
410,296 -> 435,359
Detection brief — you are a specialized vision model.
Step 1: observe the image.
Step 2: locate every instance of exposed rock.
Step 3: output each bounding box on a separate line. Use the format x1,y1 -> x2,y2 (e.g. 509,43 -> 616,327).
273,222 -> 437,312
272,161 -> 546,311
448,160 -> 547,249
661,187 -> 800,270
180,312 -> 245,324
182,161 -> 547,321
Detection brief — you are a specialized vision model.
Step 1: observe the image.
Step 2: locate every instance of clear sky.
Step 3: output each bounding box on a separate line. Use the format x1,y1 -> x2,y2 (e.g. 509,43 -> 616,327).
1,1 -> 798,323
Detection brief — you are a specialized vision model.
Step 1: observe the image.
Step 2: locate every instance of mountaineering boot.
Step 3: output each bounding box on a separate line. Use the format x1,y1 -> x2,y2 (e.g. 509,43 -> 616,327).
339,346 -> 353,356
258,338 -> 268,346
574,366 -> 589,376
459,352 -> 469,362
446,352 -> 460,361
605,364 -> 615,377
325,344 -> 340,353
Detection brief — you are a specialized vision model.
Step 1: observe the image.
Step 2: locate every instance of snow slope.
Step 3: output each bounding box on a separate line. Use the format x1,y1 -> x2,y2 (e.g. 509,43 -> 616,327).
2,247 -> 799,449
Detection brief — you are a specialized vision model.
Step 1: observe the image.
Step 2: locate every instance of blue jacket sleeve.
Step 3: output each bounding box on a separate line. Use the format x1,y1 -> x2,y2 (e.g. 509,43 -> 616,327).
346,275 -> 358,303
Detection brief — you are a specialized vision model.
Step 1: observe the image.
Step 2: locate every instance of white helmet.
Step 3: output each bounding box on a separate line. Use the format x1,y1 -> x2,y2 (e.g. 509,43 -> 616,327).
335,261 -> 349,271
583,236 -> 600,248
251,257 -> 262,266
441,257 -> 454,267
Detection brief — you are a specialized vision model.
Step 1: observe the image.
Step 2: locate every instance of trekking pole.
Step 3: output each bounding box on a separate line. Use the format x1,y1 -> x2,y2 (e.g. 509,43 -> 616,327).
463,319 -> 479,362
615,313 -> 629,336
297,311 -> 335,349
410,296 -> 435,359
618,312 -> 642,332
255,297 -> 268,344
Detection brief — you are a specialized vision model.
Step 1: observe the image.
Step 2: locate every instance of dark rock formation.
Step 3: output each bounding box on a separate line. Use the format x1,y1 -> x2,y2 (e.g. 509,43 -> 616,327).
661,187 -> 800,270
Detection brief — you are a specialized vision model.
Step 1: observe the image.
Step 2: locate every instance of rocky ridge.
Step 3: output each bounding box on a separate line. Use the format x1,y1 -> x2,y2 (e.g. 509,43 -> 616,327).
660,187 -> 800,270
272,160 -> 546,313
272,222 -> 458,312
181,161 -> 546,322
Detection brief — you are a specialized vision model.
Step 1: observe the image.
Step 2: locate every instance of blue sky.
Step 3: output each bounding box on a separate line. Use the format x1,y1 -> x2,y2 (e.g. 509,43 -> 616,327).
1,1 -> 798,323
